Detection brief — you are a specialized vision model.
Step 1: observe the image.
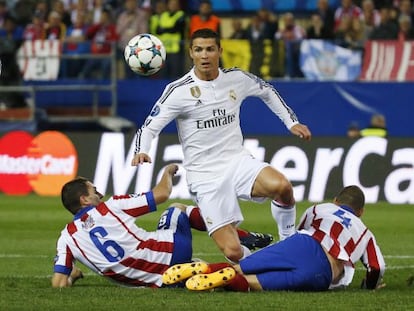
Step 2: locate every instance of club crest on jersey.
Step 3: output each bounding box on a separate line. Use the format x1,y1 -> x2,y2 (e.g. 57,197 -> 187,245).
81,215 -> 95,230
229,90 -> 237,101
150,105 -> 160,117
190,86 -> 201,98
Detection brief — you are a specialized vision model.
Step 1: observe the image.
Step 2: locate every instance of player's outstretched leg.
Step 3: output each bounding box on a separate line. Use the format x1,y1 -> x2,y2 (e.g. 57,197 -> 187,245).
162,262 -> 209,285
185,267 -> 236,291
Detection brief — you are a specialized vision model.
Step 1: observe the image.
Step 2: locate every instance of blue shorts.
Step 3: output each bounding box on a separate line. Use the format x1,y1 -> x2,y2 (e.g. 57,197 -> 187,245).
156,207 -> 192,265
240,233 -> 332,291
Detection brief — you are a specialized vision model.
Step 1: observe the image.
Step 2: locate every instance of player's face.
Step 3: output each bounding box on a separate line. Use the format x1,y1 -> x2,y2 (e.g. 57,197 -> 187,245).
83,181 -> 104,206
189,38 -> 222,81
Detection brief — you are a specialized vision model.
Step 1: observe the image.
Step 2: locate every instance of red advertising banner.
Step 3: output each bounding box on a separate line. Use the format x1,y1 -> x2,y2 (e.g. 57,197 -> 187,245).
360,40 -> 414,81
0,131 -> 78,195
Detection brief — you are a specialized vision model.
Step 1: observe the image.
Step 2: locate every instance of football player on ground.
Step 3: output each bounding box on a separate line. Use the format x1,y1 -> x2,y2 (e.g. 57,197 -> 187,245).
52,164 -> 272,288
131,28 -> 311,264
163,185 -> 386,292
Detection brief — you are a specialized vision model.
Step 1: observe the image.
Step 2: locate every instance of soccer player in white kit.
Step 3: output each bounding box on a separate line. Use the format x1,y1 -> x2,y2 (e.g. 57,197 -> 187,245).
131,28 -> 312,263
162,185 -> 386,292
52,164 -> 196,288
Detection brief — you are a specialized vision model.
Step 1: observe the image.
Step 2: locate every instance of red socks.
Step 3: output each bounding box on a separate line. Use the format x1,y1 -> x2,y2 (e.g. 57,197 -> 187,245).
187,206 -> 207,231
187,207 -> 250,240
225,274 -> 250,292
207,263 -> 250,292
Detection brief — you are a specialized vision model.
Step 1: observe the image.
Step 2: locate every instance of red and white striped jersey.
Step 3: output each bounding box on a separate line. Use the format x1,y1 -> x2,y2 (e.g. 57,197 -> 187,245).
54,192 -> 175,288
297,202 -> 385,289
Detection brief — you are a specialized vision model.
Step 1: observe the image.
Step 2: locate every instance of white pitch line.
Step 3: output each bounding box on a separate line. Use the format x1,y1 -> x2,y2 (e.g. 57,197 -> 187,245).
0,254 -> 49,258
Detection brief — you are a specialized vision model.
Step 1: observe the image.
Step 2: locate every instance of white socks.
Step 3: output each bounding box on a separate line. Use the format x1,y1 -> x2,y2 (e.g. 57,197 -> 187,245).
271,200 -> 296,241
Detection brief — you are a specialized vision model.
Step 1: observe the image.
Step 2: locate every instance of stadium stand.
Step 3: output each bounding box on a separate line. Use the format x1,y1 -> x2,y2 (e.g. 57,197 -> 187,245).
1,0 -> 414,135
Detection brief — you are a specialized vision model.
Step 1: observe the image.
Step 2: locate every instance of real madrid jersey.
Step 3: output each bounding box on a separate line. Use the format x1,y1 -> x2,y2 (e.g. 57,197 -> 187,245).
135,68 -> 299,183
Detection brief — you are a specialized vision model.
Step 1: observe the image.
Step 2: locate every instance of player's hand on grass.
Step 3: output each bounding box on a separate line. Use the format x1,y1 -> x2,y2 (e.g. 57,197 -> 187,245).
131,153 -> 152,166
68,267 -> 84,286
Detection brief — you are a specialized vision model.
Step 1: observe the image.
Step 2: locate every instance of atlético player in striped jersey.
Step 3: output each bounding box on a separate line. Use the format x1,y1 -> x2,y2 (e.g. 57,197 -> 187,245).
131,28 -> 312,264
163,185 -> 386,292
52,163 -> 272,288
52,164 -> 194,288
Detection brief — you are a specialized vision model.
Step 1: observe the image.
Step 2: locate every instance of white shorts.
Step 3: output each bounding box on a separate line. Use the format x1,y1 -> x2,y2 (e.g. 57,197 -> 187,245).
188,154 -> 269,235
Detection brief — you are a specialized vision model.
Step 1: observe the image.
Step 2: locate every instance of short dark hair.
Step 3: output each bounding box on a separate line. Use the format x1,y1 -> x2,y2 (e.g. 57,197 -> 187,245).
61,177 -> 90,215
190,28 -> 220,48
335,185 -> 365,213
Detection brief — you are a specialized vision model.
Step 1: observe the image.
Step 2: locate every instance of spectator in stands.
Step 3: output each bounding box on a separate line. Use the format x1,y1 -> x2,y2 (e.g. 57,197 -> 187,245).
189,0 -> 221,37
90,0 -> 105,25
334,0 -> 363,32
116,0 -> 149,79
45,11 -> 67,41
369,6 -> 399,39
23,10 -> 46,40
275,12 -> 306,78
0,13 -> 26,108
249,8 -> 278,41
80,8 -> 118,79
13,0 -> 37,26
347,122 -> 361,138
306,13 -> 334,39
0,12 -> 23,42
335,15 -> 366,50
149,0 -> 167,35
156,0 -> 186,79
34,0 -> 50,21
359,0 -> 381,39
70,0 -> 95,27
397,13 -> 414,40
396,0 -> 414,22
0,0 -> 7,30
52,0 -> 72,27
244,10 -> 278,78
228,19 -> 248,39
360,114 -> 388,137
63,12 -> 89,78
315,0 -> 335,38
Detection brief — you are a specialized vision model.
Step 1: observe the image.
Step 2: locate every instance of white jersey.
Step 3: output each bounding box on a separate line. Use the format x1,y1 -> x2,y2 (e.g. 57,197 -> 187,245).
134,67 -> 299,183
297,203 -> 386,289
54,192 -> 175,288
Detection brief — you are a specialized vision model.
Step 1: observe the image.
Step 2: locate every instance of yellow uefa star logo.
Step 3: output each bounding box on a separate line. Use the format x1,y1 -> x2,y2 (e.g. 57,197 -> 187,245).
190,86 -> 201,98
229,90 -> 237,101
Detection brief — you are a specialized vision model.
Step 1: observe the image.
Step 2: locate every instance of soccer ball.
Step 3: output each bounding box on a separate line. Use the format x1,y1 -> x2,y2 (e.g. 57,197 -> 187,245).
124,34 -> 166,76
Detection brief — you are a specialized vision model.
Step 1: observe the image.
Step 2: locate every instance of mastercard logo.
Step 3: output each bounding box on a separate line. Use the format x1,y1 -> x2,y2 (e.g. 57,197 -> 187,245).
0,131 -> 78,196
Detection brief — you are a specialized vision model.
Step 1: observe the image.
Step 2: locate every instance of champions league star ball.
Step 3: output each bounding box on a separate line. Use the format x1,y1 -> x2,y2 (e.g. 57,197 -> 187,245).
124,34 -> 166,76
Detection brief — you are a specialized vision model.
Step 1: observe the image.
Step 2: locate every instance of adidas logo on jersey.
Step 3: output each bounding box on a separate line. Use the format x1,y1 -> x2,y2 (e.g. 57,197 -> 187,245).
195,100 -> 203,107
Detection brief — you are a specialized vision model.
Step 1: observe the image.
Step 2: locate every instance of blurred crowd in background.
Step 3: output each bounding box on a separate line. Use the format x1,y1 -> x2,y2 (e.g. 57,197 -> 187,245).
1,0 -> 414,82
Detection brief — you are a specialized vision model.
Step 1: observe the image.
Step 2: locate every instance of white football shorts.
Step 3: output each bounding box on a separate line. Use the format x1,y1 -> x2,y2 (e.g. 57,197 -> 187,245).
188,154 -> 269,235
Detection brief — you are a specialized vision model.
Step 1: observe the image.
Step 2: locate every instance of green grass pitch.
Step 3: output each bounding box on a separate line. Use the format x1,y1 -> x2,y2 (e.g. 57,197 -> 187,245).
0,194 -> 413,310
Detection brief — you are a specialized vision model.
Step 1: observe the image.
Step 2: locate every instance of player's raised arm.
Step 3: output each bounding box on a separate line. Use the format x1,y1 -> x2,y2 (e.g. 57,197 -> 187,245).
151,164 -> 179,204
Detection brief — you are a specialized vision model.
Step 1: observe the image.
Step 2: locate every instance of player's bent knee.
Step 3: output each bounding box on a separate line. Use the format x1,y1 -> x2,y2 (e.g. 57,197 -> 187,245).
223,245 -> 244,263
